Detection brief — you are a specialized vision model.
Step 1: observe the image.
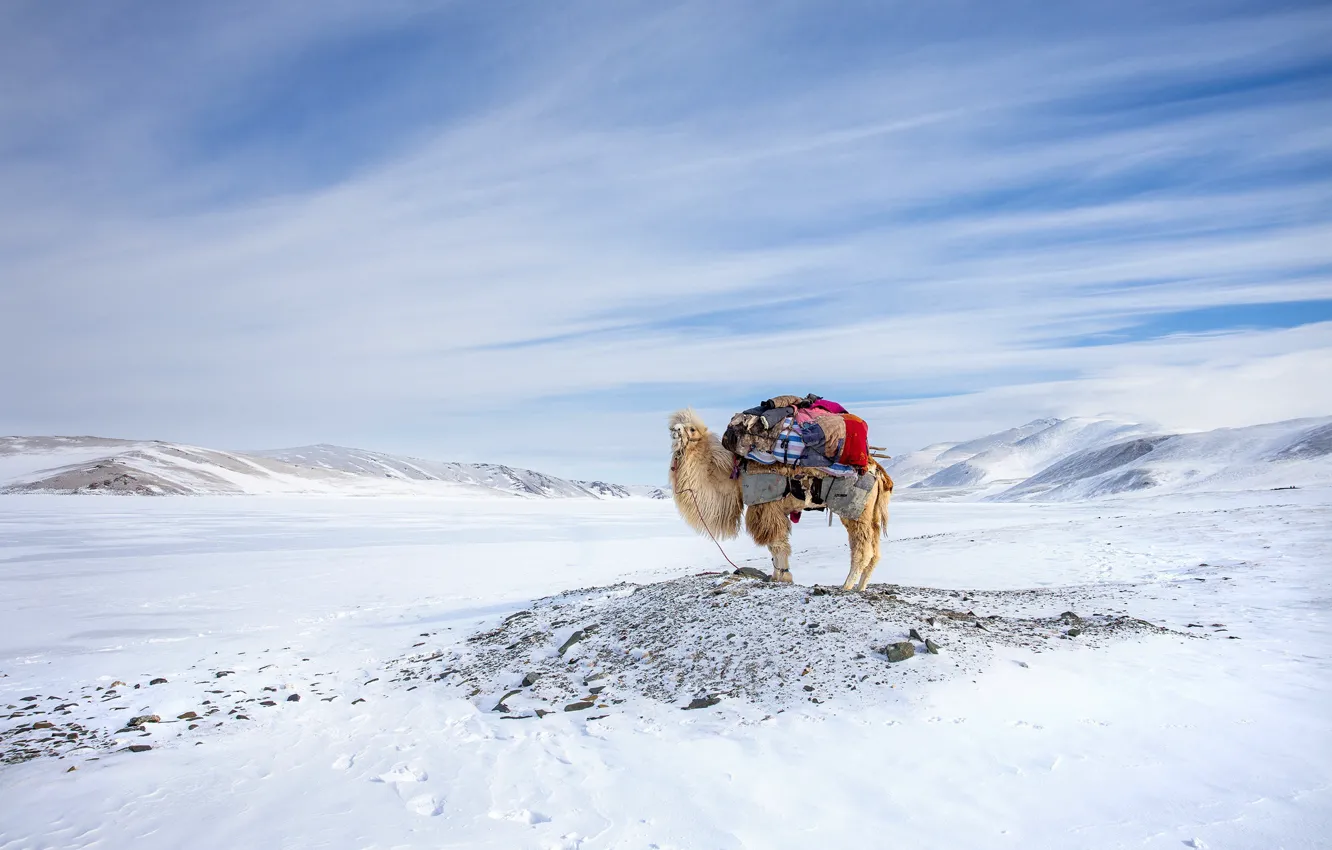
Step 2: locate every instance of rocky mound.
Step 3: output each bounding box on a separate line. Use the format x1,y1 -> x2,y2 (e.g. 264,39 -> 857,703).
3,458 -> 202,495
392,572 -> 1178,717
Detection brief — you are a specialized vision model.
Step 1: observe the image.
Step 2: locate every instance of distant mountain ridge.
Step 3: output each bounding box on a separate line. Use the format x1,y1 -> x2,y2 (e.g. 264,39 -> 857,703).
6,416 -> 1328,501
0,437 -> 666,499
884,416 -> 1332,501
252,444 -> 668,499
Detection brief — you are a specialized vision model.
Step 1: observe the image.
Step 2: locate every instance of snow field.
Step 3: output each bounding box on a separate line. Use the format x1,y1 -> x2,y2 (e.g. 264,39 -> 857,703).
0,491 -> 1329,848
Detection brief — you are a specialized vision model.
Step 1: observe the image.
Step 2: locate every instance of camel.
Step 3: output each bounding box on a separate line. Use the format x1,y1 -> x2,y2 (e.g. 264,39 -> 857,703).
668,407 -> 893,591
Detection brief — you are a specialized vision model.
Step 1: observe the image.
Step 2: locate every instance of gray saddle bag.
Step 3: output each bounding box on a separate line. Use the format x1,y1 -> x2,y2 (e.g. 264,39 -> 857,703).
824,470 -> 876,519
740,472 -> 788,506
741,468 -> 877,520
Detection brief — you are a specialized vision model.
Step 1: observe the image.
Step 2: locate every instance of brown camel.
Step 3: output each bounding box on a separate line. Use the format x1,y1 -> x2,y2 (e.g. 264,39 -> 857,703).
668,408 -> 893,591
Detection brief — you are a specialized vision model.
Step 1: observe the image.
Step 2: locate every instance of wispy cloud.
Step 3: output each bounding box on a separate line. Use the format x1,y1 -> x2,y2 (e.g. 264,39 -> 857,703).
1,1 -> 1329,481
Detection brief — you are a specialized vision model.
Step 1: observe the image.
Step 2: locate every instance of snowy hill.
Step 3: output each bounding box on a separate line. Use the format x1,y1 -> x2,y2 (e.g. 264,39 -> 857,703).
0,437 -> 664,499
884,417 -> 1149,490
993,417 -> 1332,501
885,416 -> 1332,501
253,444 -> 668,500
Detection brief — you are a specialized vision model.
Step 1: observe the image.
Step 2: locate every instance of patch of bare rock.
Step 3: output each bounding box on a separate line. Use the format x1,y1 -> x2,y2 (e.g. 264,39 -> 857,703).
391,572 -> 1177,718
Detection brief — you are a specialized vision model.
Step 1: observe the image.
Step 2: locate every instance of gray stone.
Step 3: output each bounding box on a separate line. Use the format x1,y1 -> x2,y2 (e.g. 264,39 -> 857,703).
558,627 -> 596,655
564,701 -> 595,712
733,567 -> 770,581
149,678 -> 168,685
925,639 -> 941,655
492,689 -> 523,712
286,694 -> 300,702
908,628 -> 924,642
682,695 -> 721,710
127,714 -> 160,727
884,642 -> 915,663
521,672 -> 542,687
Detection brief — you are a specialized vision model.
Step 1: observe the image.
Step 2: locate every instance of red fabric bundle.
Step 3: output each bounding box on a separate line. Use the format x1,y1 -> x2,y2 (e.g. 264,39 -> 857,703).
839,414 -> 869,468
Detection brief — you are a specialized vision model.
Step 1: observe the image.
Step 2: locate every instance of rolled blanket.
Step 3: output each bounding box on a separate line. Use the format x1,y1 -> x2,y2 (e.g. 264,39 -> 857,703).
839,414 -> 870,469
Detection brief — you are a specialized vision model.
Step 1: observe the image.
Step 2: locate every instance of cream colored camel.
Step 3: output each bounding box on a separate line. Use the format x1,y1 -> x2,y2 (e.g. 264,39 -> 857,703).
668,408 -> 893,591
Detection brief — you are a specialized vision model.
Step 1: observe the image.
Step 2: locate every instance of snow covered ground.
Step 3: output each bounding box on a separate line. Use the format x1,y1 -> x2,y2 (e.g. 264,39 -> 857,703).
1,489 -> 1329,848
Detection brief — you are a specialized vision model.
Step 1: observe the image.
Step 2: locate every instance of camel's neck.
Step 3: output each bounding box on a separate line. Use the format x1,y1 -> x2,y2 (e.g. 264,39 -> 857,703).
675,434 -> 733,483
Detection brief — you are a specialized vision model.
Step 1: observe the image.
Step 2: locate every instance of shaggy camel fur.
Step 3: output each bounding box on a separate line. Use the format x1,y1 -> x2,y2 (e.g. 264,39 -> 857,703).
669,408 -> 893,591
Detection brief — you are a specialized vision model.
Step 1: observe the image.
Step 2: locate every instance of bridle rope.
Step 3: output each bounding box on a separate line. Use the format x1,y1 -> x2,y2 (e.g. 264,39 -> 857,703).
677,486 -> 741,571
671,439 -> 741,571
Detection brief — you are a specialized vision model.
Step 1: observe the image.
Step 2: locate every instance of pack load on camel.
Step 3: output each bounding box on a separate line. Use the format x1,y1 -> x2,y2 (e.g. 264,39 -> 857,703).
668,395 -> 894,590
722,393 -> 870,471
720,393 -> 882,521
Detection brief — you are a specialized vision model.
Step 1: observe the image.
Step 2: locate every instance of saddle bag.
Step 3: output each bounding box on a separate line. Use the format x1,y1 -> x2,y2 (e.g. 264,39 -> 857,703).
824,469 -> 877,519
740,471 -> 788,506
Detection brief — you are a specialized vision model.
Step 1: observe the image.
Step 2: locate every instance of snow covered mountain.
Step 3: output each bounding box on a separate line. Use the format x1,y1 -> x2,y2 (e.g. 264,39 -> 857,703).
884,417 -> 1150,490
0,437 -> 665,499
993,417 -> 1332,501
884,416 -> 1332,501
252,444 -> 668,499
0,436 -> 363,496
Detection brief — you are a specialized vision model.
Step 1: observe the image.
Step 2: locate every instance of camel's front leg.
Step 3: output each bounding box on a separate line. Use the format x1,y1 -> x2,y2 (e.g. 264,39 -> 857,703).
747,503 -> 795,583
769,539 -> 794,583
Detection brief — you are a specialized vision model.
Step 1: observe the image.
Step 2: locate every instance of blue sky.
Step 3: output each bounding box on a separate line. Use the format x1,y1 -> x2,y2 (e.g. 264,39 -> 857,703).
1,0 -> 1330,482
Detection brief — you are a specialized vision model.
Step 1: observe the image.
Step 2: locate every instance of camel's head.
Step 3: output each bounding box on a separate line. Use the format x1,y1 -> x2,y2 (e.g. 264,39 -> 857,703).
668,408 -> 708,457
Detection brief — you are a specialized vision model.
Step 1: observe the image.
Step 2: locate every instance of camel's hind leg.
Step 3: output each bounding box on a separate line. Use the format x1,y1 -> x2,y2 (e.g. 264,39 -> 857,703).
846,480 -> 890,591
856,527 -> 883,591
840,515 -> 876,591
747,502 -> 794,583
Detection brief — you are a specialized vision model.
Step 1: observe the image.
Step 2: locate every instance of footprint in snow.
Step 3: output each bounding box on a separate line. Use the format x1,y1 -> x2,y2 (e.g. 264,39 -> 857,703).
405,793 -> 444,817
490,808 -> 551,825
374,764 -> 427,783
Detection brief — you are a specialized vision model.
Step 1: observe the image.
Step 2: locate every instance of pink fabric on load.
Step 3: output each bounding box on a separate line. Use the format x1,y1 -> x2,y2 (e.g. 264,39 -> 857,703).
793,408 -> 820,425
810,399 -> 848,414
